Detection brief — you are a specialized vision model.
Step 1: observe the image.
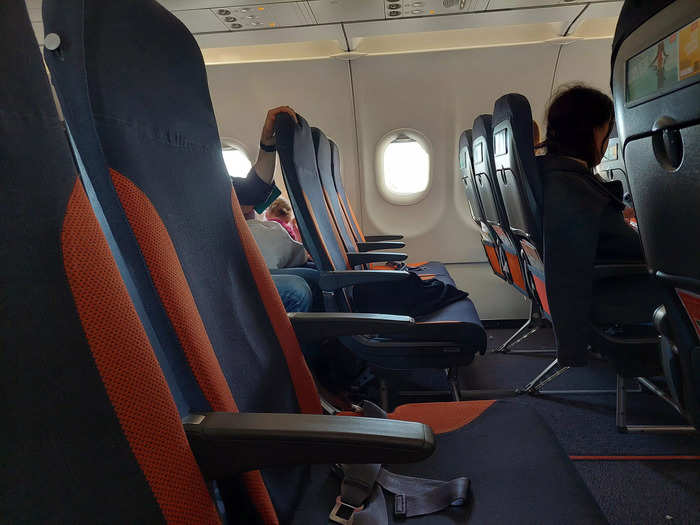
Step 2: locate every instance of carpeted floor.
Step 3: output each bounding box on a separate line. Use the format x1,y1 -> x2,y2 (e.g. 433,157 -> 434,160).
376,327 -> 700,524
473,328 -> 700,524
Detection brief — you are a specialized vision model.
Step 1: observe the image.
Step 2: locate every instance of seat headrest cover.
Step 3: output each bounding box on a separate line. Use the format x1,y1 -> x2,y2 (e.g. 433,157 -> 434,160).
459,130 -> 473,155
472,114 -> 493,142
53,0 -> 220,149
493,93 -> 543,210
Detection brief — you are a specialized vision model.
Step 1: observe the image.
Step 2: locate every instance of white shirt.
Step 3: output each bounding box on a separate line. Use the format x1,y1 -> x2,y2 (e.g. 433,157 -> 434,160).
246,219 -> 307,269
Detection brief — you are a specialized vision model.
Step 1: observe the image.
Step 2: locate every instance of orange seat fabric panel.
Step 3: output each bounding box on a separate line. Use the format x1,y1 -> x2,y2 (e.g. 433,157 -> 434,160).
533,275 -> 550,316
62,179 -> 221,524
483,244 -> 504,277
677,289 -> 700,340
338,401 -> 496,435
111,169 -> 279,524
389,401 -> 496,434
505,251 -> 526,290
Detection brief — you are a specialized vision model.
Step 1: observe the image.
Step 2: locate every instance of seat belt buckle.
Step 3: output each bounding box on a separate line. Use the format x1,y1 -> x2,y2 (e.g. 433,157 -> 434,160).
394,494 -> 407,518
329,496 -> 364,525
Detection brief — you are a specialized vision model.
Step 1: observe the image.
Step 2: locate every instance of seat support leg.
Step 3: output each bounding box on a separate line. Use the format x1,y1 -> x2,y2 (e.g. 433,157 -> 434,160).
616,374 -> 696,433
447,367 -> 461,401
519,358 -> 571,393
493,302 -> 549,354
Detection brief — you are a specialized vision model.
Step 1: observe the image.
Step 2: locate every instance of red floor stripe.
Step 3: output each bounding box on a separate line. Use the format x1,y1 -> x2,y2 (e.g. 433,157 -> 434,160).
570,455 -> 700,461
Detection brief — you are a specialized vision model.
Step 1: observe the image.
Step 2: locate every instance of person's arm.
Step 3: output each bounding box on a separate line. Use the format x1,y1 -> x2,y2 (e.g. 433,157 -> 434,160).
251,106 -> 298,184
233,107 -> 298,207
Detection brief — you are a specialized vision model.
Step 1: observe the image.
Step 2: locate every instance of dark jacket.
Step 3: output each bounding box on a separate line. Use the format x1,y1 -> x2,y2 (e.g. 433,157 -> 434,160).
539,155 -> 643,365
232,169 -> 277,206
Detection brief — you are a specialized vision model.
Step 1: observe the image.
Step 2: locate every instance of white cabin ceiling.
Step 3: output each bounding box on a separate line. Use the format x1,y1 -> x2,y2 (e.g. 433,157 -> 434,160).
26,0 -> 623,63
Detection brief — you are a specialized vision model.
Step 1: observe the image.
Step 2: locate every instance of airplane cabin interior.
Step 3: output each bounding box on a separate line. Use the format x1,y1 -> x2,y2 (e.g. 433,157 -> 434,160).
2,0 -> 700,523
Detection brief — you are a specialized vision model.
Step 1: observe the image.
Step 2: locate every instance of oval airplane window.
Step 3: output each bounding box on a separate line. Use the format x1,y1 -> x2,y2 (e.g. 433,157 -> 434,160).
221,139 -> 252,178
376,129 -> 431,205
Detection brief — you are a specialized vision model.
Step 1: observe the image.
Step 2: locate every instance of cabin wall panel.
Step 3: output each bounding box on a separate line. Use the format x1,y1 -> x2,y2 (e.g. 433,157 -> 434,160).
205,60 -> 360,209
551,38 -> 614,96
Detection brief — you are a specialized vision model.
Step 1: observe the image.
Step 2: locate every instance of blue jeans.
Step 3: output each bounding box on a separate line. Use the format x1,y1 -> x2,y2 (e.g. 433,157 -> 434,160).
270,268 -> 322,312
271,274 -> 312,313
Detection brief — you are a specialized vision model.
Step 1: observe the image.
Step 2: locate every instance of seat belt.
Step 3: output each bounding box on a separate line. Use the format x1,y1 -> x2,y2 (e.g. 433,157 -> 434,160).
329,401 -> 469,525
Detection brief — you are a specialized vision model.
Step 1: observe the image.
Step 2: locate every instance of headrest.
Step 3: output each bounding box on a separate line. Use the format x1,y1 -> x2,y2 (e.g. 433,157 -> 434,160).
458,130 -> 473,171
277,113 -> 316,172
329,139 -> 342,180
459,130 -> 473,153
493,94 -> 534,147
611,0 -> 676,80
311,127 -> 332,172
493,93 -> 542,208
0,5 -> 55,123
44,0 -> 220,149
472,114 -> 493,144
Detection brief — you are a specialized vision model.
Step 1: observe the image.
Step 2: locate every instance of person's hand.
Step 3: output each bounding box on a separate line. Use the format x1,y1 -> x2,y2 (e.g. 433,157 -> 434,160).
260,106 -> 298,146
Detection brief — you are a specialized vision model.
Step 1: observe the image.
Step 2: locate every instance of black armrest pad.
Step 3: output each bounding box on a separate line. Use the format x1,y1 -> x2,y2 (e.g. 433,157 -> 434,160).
593,263 -> 649,280
365,235 -> 404,242
347,251 -> 408,266
357,241 -> 406,251
289,312 -> 414,342
185,412 -> 435,479
319,270 -> 410,291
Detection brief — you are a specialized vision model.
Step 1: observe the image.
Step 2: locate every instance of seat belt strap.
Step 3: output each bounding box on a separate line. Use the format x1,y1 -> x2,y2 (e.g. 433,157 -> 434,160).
377,469 -> 469,519
329,400 -> 469,524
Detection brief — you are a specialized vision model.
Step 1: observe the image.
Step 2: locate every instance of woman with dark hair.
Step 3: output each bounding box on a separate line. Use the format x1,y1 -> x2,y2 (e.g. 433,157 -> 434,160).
538,84 -> 660,365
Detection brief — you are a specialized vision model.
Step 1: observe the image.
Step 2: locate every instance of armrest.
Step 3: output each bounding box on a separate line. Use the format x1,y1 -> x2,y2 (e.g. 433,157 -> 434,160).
319,270 -> 410,291
289,312 -> 414,342
184,412 -> 435,479
347,251 -> 408,266
356,241 -> 406,251
593,263 -> 649,281
365,234 -> 404,242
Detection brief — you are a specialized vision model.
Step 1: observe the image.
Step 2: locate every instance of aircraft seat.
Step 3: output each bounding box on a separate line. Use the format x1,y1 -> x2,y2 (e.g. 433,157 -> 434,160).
313,127 -> 453,285
611,0 -> 700,427
472,114 -> 529,297
458,129 -> 507,281
8,1 -> 609,521
491,93 -> 664,415
277,113 -> 487,382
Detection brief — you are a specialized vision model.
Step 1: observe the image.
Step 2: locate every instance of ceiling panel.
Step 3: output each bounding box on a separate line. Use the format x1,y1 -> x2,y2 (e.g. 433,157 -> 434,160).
159,0 -> 300,9
308,0 -> 384,24
174,10 -> 229,32
384,0 -> 493,20
212,3 -> 312,30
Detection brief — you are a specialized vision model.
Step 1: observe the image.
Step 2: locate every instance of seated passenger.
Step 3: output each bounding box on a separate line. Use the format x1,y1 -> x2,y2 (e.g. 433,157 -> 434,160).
244,207 -> 308,269
235,105 -> 312,313
537,85 -> 662,362
265,197 -> 300,241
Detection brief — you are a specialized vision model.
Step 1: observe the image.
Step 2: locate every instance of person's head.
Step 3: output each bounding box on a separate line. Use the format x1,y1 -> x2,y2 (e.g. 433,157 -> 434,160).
266,197 -> 293,223
541,84 -> 615,168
